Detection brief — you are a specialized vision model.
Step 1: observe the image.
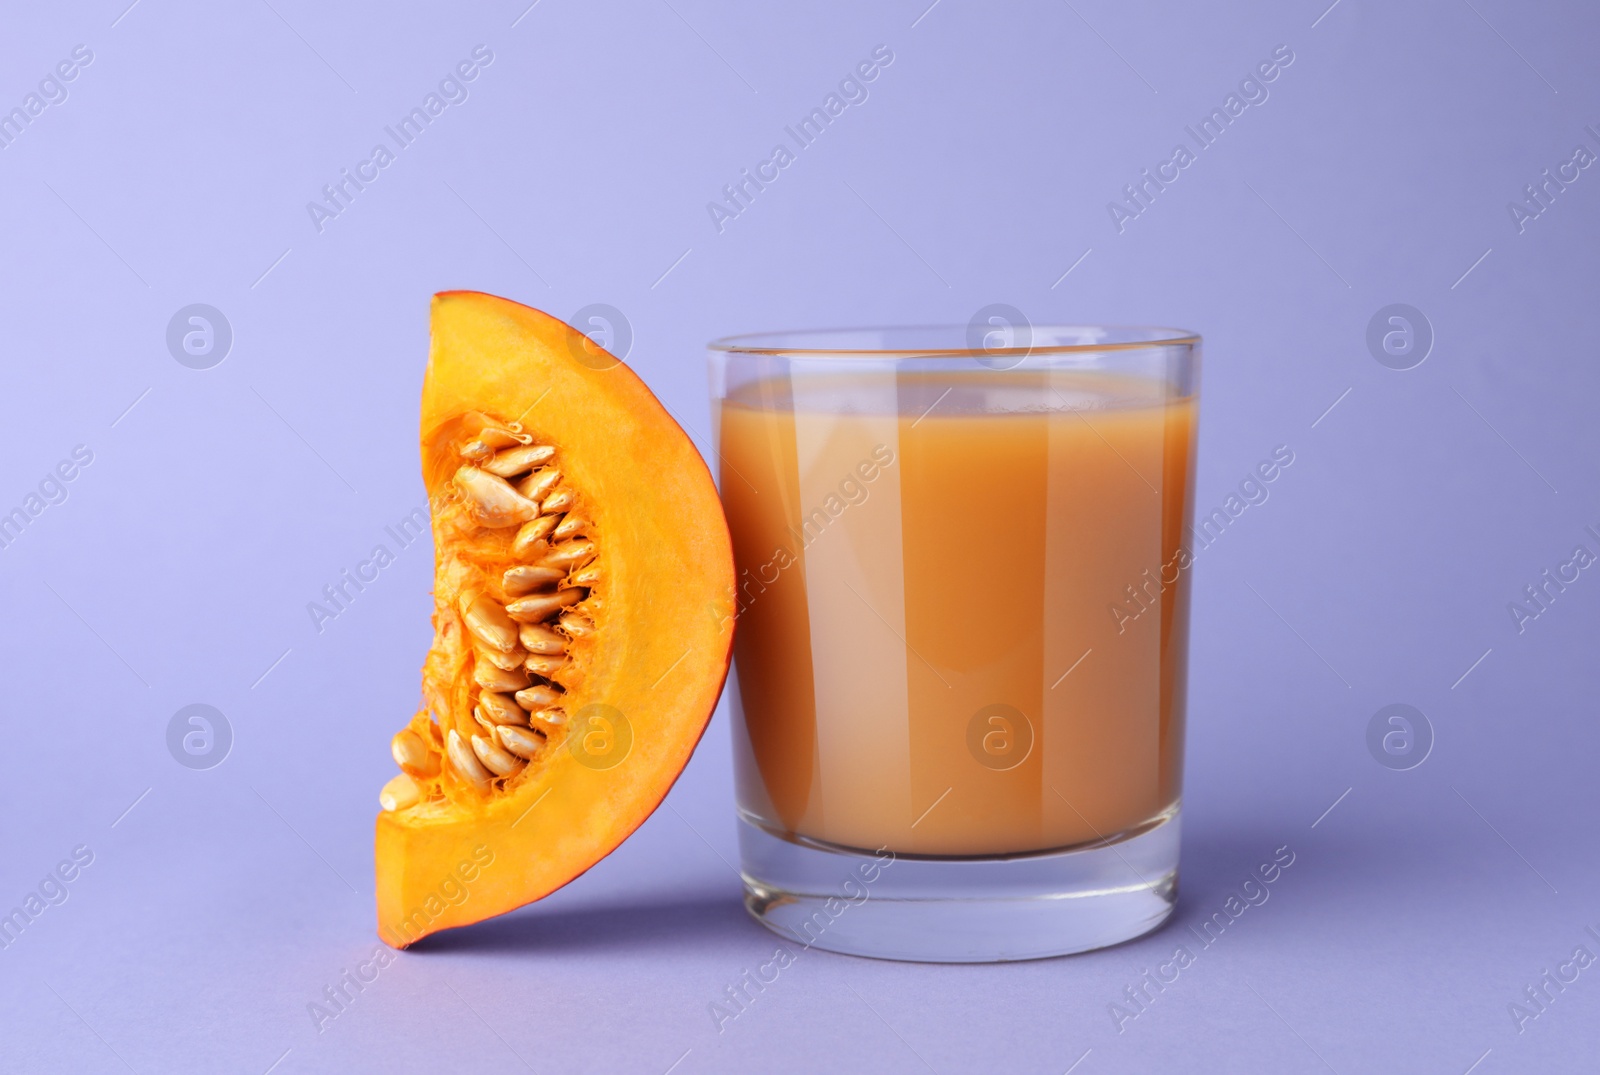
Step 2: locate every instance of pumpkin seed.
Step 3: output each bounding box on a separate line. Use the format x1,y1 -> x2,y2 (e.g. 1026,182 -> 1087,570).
518,623 -> 565,655
446,729 -> 493,789
471,428 -> 530,451
512,515 -> 559,557
483,443 -> 557,477
505,588 -> 585,624
391,730 -> 439,778
559,611 -> 596,638
473,660 -> 530,692
455,466 -> 540,527
517,468 -> 562,502
530,706 -> 568,730
542,541 -> 596,569
515,684 -> 562,710
504,564 -> 566,596
552,515 -> 590,542
478,643 -> 528,672
458,413 -> 532,462
471,734 -> 524,777
541,487 -> 576,515
494,724 -> 545,760
476,701 -> 530,731
524,653 -> 567,678
478,691 -> 527,726
379,773 -> 422,812
460,592 -> 520,652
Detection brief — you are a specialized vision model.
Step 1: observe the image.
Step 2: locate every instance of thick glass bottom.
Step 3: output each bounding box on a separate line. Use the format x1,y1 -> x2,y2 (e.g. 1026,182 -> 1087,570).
738,808 -> 1179,963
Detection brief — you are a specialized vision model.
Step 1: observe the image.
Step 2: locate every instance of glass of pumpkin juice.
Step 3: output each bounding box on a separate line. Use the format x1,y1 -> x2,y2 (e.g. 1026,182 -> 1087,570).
708,325 -> 1200,961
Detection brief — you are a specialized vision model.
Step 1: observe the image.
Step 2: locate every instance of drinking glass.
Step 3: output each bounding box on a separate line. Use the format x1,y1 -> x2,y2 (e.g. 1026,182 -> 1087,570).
708,325 -> 1200,961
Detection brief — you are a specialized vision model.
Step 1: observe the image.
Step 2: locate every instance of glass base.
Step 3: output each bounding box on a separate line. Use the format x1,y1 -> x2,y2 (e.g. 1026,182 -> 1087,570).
738,809 -> 1179,963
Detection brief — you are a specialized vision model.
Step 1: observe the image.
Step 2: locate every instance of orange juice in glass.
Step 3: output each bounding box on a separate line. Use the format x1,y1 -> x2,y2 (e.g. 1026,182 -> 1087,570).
709,326 -> 1199,962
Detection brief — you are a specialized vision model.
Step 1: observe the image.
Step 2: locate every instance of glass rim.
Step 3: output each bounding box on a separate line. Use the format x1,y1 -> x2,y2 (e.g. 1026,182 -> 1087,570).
708,324 -> 1200,358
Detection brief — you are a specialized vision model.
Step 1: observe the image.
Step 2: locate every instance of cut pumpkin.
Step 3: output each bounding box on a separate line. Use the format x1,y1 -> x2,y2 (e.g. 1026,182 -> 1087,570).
375,291 -> 735,947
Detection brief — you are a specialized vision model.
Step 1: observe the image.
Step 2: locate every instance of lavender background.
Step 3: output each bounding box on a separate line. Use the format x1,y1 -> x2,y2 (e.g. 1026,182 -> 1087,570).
2,0 -> 1598,1071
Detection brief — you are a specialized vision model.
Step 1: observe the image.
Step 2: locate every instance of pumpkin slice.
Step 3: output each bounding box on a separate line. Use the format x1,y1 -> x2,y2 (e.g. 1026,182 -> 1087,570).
375,291 -> 735,947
